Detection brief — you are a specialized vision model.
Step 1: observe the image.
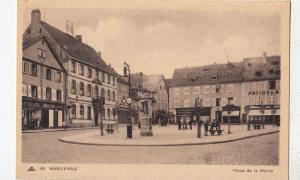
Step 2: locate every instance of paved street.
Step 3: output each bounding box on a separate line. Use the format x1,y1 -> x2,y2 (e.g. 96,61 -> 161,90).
22,128 -> 279,165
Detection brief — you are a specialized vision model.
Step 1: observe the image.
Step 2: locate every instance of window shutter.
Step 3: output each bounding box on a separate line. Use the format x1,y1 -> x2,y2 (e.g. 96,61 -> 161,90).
43,67 -> 47,79
37,87 -> 41,99
52,70 -> 56,81
52,89 -> 56,101
43,87 -> 46,99
61,91 -> 64,102
28,62 -> 32,75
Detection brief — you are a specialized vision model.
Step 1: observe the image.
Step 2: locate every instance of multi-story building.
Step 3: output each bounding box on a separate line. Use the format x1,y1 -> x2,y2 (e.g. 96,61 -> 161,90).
23,9 -> 118,127
22,36 -> 66,129
169,53 -> 281,124
131,73 -> 169,123
116,75 -> 129,123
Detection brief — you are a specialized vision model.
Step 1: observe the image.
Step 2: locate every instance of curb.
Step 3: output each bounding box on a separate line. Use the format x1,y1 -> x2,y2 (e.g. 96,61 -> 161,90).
59,130 -> 279,147
22,127 -> 98,133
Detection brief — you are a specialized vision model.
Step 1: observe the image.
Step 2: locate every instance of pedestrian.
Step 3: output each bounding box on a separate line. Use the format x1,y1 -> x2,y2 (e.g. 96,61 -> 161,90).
178,117 -> 181,130
189,119 -> 192,130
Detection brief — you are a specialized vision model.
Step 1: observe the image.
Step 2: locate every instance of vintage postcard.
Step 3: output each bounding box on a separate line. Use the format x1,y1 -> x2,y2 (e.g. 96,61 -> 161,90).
16,0 -> 290,179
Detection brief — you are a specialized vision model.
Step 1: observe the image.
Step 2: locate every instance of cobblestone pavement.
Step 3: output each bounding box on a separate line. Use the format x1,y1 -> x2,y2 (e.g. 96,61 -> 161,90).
22,128 -> 279,165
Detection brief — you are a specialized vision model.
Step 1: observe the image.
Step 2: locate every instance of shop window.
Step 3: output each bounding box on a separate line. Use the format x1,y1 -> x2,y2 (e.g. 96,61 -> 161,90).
46,68 -> 52,80
71,105 -> 76,118
46,87 -> 51,100
56,71 -> 61,83
71,80 -> 76,94
31,85 -> 37,98
71,61 -> 76,73
88,68 -> 92,78
269,81 -> 276,90
31,63 -> 37,76
80,82 -> 84,96
56,90 -> 61,102
80,105 -> 84,119
87,106 -> 91,119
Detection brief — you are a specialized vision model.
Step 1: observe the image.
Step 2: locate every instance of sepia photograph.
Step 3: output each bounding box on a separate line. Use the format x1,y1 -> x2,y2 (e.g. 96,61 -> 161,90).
16,0 -> 290,179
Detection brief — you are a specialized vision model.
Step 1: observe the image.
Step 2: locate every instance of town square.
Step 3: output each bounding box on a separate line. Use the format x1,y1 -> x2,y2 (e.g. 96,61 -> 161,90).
21,7 -> 281,166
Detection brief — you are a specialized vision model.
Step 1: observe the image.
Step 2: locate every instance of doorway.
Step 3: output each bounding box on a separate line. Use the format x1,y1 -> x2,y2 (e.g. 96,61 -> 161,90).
41,109 -> 49,128
53,110 -> 58,128
215,111 -> 222,123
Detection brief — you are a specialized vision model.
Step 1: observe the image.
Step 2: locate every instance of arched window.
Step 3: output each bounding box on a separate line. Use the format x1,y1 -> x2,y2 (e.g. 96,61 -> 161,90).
87,84 -> 91,97
80,82 -> 84,96
80,105 -> 84,119
94,85 -> 99,97
101,88 -> 105,97
46,87 -> 51,100
56,89 -> 61,102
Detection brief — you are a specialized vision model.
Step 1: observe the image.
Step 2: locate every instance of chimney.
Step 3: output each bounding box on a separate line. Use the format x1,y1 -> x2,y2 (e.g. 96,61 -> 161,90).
31,9 -> 41,24
98,51 -> 101,58
75,35 -> 82,42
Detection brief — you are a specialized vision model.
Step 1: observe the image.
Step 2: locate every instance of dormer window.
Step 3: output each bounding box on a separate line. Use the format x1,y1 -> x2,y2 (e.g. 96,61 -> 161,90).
212,76 -> 218,80
255,71 -> 262,77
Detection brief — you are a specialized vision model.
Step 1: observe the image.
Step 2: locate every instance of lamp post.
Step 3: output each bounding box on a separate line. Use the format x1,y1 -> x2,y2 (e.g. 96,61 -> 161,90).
225,104 -> 233,134
124,62 -> 132,138
195,97 -> 202,138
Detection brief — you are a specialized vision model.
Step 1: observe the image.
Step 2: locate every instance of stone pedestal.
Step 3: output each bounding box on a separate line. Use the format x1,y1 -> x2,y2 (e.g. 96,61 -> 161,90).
140,117 -> 153,136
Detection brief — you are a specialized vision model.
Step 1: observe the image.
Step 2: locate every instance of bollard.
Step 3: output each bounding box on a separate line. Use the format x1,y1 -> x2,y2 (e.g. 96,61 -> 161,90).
127,125 -> 132,139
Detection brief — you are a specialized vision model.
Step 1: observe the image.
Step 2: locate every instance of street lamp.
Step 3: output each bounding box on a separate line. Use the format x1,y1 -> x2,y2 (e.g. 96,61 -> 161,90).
224,103 -> 234,134
124,62 -> 133,138
195,97 -> 202,138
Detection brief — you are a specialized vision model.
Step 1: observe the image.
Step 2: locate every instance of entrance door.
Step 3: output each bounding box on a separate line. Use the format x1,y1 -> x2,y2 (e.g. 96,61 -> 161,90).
215,111 -> 222,123
41,109 -> 49,128
53,110 -> 58,128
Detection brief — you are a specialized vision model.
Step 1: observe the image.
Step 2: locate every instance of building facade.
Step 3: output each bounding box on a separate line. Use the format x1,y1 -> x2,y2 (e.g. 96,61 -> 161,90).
169,54 -> 280,124
22,37 -> 66,129
23,9 -> 119,127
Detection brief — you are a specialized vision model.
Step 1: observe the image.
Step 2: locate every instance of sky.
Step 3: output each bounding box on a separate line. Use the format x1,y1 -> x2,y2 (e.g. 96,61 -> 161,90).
21,7 -> 280,78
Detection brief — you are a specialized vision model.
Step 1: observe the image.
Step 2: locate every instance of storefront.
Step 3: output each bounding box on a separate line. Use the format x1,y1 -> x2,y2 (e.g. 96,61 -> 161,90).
176,107 -> 211,123
22,97 -> 65,130
247,105 -> 280,125
222,105 -> 241,124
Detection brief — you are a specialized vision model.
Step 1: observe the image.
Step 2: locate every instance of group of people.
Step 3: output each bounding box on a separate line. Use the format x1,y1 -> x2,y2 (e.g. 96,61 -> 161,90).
177,116 -> 193,130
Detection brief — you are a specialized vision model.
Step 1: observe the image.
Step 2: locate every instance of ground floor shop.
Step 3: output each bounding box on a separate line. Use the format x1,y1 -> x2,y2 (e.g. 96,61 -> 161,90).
245,105 -> 280,125
22,98 -> 65,130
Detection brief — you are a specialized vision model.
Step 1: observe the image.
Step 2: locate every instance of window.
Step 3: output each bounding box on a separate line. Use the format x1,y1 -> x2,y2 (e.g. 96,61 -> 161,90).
71,80 -> 76,94
216,98 -> 221,106
193,86 -> 200,94
107,89 -> 111,101
96,71 -> 99,80
174,88 -> 180,95
71,105 -> 76,118
94,85 -> 99,97
31,63 -> 37,76
174,100 -> 180,108
80,105 -> 84,119
31,85 -> 37,98
87,106 -> 91,119
56,90 -> 61,102
184,99 -> 190,107
204,86 -> 210,94
216,85 -> 221,93
79,64 -> 84,75
46,87 -> 51,100
113,77 -> 115,85
102,72 -> 105,82
37,49 -> 46,58
71,61 -> 76,73
87,84 -> 91,97
183,88 -> 190,95
112,91 -> 116,102
80,82 -> 84,96
46,68 -> 51,80
227,85 -> 234,93
56,71 -> 61,83
255,71 -> 262,77
107,108 -> 111,119
108,74 -> 110,84
101,88 -> 105,97
269,81 -> 276,90
227,97 -> 233,105
88,68 -> 92,78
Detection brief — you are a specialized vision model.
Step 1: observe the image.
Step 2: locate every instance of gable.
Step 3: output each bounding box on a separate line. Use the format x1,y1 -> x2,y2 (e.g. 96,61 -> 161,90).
23,39 -> 63,71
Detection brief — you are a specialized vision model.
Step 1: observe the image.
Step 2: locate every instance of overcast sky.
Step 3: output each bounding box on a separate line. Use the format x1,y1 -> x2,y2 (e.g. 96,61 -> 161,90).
21,7 -> 280,78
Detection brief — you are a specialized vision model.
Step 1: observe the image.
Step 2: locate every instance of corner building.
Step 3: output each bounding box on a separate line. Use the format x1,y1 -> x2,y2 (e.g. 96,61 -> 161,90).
169,53 -> 280,124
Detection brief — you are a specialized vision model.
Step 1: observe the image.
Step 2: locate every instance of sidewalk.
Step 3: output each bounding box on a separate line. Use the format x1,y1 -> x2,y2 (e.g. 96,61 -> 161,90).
59,125 -> 279,146
22,127 -> 98,133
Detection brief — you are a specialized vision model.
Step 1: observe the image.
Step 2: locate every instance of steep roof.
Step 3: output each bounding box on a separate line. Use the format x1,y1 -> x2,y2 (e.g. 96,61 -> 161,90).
143,74 -> 164,92
40,21 -> 118,76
